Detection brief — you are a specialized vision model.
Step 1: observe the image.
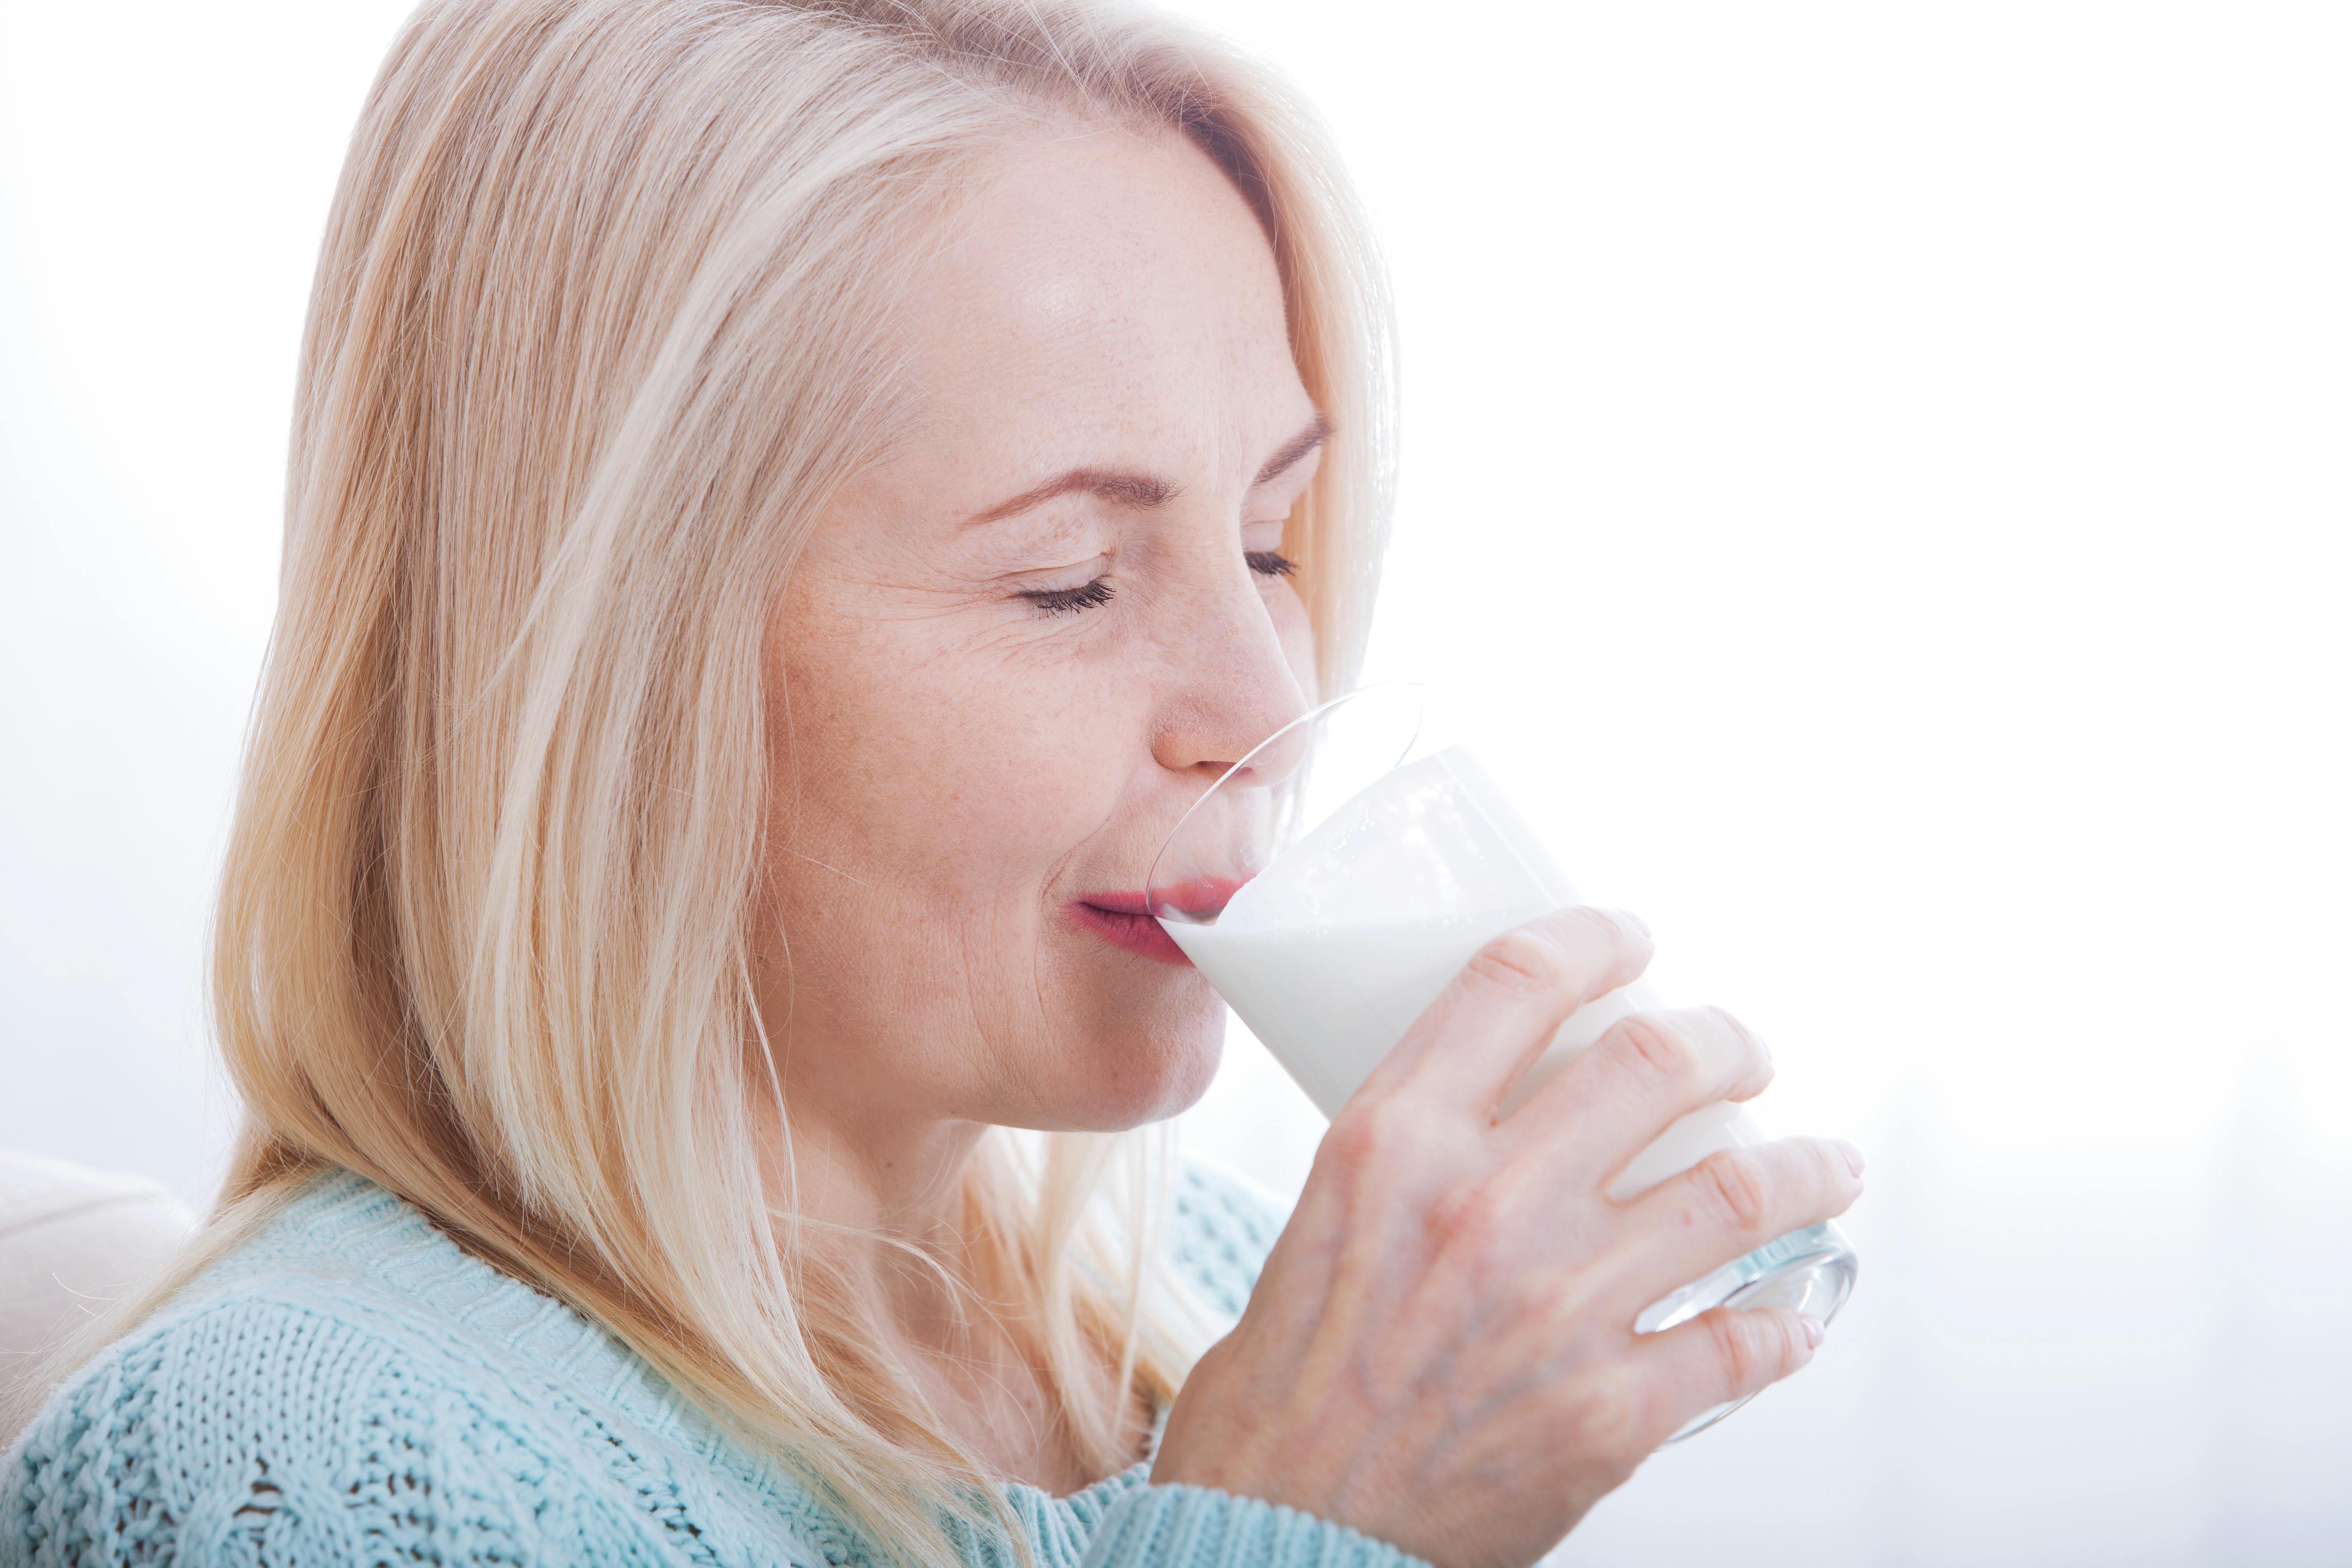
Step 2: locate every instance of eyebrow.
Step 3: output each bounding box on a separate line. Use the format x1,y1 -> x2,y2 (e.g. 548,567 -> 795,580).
965,412 -> 1333,528
968,468 -> 1176,526
1253,412 -> 1333,488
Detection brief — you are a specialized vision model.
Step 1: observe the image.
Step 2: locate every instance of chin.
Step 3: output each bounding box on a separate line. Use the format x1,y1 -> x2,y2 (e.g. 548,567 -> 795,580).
1048,976 -> 1227,1131
1000,920 -> 1227,1129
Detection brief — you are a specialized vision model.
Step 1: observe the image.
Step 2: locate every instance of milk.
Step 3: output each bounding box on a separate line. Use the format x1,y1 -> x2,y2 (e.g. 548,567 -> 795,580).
1162,747 -> 1764,1200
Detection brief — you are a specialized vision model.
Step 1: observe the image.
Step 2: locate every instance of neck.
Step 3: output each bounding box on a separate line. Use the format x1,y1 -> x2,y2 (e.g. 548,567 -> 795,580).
777,1102 -> 985,1246
752,1048 -> 1128,1495
759,1074 -> 993,1336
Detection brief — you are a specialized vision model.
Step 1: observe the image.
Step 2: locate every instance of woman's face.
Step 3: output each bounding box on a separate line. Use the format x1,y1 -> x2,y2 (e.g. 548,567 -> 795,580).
758,126 -> 1322,1140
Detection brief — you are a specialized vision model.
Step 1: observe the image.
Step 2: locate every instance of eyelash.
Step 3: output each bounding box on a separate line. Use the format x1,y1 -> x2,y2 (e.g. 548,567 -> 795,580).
1016,551 -> 1298,616
1017,578 -> 1116,616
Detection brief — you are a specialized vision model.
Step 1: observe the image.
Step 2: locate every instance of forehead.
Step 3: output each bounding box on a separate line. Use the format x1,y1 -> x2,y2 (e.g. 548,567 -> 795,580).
886,124 -> 1307,473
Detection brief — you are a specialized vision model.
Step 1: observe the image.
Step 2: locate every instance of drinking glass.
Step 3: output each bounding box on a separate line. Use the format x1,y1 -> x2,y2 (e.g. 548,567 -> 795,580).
1147,683 -> 1857,1439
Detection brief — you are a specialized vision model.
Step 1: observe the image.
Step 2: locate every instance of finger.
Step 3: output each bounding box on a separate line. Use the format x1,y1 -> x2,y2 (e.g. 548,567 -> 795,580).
1355,906 -> 1653,1119
1624,1306 -> 1824,1449
1592,1137 -> 1864,1316
1498,1006 -> 1774,1182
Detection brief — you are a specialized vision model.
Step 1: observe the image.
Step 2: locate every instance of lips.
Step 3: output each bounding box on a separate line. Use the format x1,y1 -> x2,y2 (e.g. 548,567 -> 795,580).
1069,877 -> 1251,966
1068,893 -> 1192,965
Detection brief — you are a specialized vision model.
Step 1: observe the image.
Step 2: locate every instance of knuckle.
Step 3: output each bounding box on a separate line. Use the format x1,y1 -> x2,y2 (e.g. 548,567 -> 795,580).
1613,1014 -> 1702,1093
1569,1368 -> 1645,1462
1465,925 -> 1579,996
1424,1177 -> 1508,1260
1703,1308 -> 1766,1391
1705,1309 -> 1805,1396
1689,1148 -> 1773,1236
1320,1100 -> 1411,1174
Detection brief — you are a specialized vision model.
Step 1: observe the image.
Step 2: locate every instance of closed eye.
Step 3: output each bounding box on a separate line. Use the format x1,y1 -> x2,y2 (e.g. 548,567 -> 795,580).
1017,578 -> 1115,615
1016,552 -> 1288,615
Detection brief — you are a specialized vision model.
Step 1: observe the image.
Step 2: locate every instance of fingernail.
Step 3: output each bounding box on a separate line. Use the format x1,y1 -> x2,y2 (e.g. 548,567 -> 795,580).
1833,1139 -> 1866,1178
1798,1314 -> 1825,1350
1620,909 -> 1651,939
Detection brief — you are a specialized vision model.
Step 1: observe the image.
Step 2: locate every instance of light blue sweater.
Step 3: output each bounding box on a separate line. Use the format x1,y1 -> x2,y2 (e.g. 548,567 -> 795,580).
2,1164 -> 1429,1568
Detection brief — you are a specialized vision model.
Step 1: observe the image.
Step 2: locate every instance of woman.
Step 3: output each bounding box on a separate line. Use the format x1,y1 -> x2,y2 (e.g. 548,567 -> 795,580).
0,2 -> 1861,1565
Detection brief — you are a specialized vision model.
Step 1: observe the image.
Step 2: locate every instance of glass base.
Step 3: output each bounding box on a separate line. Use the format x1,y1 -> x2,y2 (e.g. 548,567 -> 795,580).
1633,1220 -> 1858,1443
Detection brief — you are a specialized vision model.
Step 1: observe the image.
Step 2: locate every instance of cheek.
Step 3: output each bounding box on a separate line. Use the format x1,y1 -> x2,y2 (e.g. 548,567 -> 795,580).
920,743 -> 1112,898
1269,581 -> 1321,702
768,583 -> 1129,901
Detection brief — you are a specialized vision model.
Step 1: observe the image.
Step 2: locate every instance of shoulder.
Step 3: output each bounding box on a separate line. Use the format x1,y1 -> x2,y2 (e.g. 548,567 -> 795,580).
1165,1156 -> 1293,1320
0,1173 -> 789,1567
8,1285 -> 416,1564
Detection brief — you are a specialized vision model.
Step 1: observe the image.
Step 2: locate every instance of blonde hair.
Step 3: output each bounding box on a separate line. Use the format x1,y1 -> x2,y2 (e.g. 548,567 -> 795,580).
9,1 -> 1394,1561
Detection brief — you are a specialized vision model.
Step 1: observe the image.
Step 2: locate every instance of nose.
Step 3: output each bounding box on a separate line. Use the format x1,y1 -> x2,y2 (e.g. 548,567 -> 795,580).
1147,558 -> 1314,783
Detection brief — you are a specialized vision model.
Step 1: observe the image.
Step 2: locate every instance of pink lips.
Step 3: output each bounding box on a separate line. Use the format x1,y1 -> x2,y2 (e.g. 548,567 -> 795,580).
1069,893 -> 1191,965
1068,878 -> 1251,966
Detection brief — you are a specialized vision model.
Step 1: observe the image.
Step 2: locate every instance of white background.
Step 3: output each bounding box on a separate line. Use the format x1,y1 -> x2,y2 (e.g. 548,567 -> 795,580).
3,4 -> 2347,1564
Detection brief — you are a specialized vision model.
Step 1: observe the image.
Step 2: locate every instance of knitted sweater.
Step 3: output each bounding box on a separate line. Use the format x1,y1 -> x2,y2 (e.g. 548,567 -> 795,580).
1,1164 -> 1428,1568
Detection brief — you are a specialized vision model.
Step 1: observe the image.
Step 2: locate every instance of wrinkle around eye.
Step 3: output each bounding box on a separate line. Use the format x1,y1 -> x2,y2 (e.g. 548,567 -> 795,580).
993,551 -> 1114,594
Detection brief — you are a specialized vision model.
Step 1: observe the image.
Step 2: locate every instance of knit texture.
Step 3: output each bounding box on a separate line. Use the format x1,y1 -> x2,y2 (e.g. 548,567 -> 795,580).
1,1161 -> 1428,1568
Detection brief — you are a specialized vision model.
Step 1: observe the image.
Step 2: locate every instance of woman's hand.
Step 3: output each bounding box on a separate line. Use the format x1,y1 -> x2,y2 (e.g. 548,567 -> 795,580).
1151,907 -> 1863,1568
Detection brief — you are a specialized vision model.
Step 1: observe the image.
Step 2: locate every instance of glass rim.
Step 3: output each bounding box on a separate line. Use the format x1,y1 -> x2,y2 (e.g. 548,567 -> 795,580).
1143,679 -> 1428,925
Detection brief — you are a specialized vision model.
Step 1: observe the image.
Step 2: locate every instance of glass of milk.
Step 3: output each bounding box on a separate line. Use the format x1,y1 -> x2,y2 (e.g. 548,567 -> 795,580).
1147,683 -> 1857,1440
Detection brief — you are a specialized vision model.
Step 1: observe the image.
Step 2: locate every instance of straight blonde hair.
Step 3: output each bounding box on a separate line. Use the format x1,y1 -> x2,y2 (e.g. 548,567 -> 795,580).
9,3 -> 1394,1563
